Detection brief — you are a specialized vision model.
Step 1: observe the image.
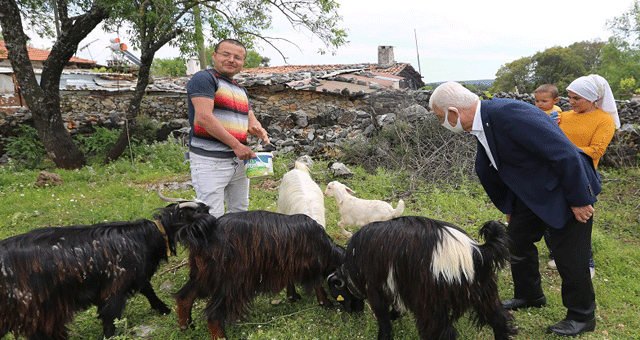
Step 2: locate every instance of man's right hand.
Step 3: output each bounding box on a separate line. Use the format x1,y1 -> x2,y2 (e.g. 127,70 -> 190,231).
571,205 -> 595,223
233,144 -> 256,161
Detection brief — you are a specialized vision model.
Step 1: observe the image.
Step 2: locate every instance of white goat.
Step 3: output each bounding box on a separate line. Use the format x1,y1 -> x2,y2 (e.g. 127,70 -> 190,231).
277,160 -> 326,227
324,181 -> 405,237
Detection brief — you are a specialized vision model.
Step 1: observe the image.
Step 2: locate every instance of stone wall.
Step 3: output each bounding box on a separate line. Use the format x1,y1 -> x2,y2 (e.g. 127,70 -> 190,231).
1,88 -> 638,163
491,91 -> 639,128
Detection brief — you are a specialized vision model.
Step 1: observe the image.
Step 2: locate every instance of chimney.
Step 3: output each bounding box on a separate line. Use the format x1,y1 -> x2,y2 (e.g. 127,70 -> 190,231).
378,46 -> 395,69
186,58 -> 201,76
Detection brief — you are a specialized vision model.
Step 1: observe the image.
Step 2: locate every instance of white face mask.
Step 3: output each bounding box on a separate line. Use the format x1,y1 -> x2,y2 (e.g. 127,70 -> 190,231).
441,107 -> 465,133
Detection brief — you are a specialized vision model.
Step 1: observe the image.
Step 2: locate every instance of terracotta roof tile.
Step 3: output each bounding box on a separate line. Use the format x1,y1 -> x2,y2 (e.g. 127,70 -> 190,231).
0,41 -> 96,65
241,62 -> 410,76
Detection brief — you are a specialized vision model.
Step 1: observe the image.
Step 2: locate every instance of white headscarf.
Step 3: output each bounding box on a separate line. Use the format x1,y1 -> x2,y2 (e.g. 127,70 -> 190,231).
566,74 -> 620,128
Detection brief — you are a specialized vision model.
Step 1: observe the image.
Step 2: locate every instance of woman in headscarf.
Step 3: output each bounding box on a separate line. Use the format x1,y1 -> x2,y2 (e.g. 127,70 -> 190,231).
546,74 -> 619,278
560,74 -> 619,168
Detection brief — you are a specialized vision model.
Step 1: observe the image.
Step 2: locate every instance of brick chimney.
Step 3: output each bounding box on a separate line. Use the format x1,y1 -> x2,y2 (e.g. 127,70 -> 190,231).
378,46 -> 395,69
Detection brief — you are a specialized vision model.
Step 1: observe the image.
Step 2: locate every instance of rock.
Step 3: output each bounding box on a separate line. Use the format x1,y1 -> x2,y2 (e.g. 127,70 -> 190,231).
399,104 -> 429,121
296,155 -> 314,168
35,171 -> 63,187
330,162 -> 354,177
378,113 -> 396,126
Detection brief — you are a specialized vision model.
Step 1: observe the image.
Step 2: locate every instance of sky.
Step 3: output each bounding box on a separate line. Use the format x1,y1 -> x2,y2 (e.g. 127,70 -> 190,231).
26,0 -> 638,83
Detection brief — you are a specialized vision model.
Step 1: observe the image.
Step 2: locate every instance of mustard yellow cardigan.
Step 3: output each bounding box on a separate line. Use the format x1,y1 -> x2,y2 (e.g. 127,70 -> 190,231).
559,108 -> 616,168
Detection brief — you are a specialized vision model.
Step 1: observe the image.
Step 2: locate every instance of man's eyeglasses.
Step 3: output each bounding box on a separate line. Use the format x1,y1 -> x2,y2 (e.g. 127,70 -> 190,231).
217,52 -> 245,62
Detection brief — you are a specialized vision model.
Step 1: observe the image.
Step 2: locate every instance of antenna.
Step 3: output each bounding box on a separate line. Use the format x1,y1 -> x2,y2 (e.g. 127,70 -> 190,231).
414,29 -> 422,76
79,39 -> 99,52
78,39 -> 99,61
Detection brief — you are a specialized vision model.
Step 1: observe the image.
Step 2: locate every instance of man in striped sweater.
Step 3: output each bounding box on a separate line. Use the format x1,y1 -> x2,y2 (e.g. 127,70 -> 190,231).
186,39 -> 270,217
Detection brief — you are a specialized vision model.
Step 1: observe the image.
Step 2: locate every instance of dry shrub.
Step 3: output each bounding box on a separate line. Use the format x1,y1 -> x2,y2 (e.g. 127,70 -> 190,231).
600,131 -> 640,169
340,116 -> 639,190
339,116 -> 477,190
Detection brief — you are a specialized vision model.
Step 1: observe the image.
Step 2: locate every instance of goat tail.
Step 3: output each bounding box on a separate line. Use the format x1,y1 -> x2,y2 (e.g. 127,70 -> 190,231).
476,220 -> 511,274
175,214 -> 219,250
393,199 -> 405,217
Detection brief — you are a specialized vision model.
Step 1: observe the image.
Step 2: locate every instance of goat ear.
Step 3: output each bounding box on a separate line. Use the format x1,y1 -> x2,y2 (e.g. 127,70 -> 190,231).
345,186 -> 355,194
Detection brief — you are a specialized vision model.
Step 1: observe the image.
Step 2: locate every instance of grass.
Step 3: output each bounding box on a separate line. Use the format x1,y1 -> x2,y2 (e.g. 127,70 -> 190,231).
1,145 -> 639,339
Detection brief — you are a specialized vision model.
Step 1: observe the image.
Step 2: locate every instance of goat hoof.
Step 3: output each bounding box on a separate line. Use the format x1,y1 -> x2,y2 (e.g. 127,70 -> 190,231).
156,305 -> 172,315
390,309 -> 403,320
288,293 -> 302,302
320,300 -> 334,308
178,324 -> 195,331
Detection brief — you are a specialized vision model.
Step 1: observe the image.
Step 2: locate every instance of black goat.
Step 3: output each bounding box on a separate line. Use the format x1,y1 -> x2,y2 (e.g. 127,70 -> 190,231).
173,210 -> 345,339
0,200 -> 209,340
328,216 -> 517,340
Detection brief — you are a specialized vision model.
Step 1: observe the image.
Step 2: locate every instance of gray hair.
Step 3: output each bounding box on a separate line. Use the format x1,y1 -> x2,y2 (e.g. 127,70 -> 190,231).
429,82 -> 479,112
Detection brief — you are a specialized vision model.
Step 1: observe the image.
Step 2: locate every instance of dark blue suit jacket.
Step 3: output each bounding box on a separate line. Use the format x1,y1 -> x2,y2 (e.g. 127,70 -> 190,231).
475,99 -> 601,229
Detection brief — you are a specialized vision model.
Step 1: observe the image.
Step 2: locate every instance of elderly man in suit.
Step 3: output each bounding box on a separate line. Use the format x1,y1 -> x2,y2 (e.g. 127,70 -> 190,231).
428,81 -> 600,337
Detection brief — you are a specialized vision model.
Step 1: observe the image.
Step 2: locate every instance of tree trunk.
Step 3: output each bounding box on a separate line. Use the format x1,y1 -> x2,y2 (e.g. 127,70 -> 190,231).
103,51 -> 155,164
194,5 -> 207,70
103,28 -> 183,164
33,92 -> 87,169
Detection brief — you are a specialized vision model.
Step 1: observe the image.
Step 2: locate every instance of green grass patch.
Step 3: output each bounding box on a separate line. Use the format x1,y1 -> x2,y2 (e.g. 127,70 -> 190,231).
1,144 -> 639,339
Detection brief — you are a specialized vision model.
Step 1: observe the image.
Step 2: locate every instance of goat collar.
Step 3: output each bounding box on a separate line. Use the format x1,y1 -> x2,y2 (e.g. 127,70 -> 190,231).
154,220 -> 171,257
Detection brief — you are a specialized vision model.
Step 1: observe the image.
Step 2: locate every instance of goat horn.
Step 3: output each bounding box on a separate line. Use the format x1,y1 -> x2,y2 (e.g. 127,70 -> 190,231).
328,273 -> 346,289
157,188 -> 188,203
177,201 -> 201,209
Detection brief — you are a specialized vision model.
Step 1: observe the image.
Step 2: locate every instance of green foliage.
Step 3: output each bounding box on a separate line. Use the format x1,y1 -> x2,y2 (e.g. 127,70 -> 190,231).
619,77 -> 637,94
129,114 -> 160,146
129,139 -> 190,173
74,127 -> 119,159
568,40 -> 606,73
460,82 -> 478,92
597,38 -> 640,96
531,46 -> 586,95
490,56 -> 533,93
2,124 -> 47,169
491,40 -> 605,96
244,50 -> 270,68
150,57 -> 187,77
72,116 -> 164,165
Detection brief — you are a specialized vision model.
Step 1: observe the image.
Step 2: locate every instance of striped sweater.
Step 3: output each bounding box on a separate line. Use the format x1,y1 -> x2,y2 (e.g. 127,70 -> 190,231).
186,69 -> 251,158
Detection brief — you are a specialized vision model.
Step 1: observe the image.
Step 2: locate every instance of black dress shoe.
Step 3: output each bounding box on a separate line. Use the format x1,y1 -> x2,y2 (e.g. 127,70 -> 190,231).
501,296 -> 546,310
546,318 -> 596,337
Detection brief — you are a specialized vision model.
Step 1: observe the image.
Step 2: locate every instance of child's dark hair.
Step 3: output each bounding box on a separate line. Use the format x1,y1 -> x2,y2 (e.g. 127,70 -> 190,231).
534,84 -> 559,98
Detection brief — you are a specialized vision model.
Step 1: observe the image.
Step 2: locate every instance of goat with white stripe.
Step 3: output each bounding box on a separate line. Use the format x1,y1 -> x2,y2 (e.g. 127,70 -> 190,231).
328,216 -> 517,340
